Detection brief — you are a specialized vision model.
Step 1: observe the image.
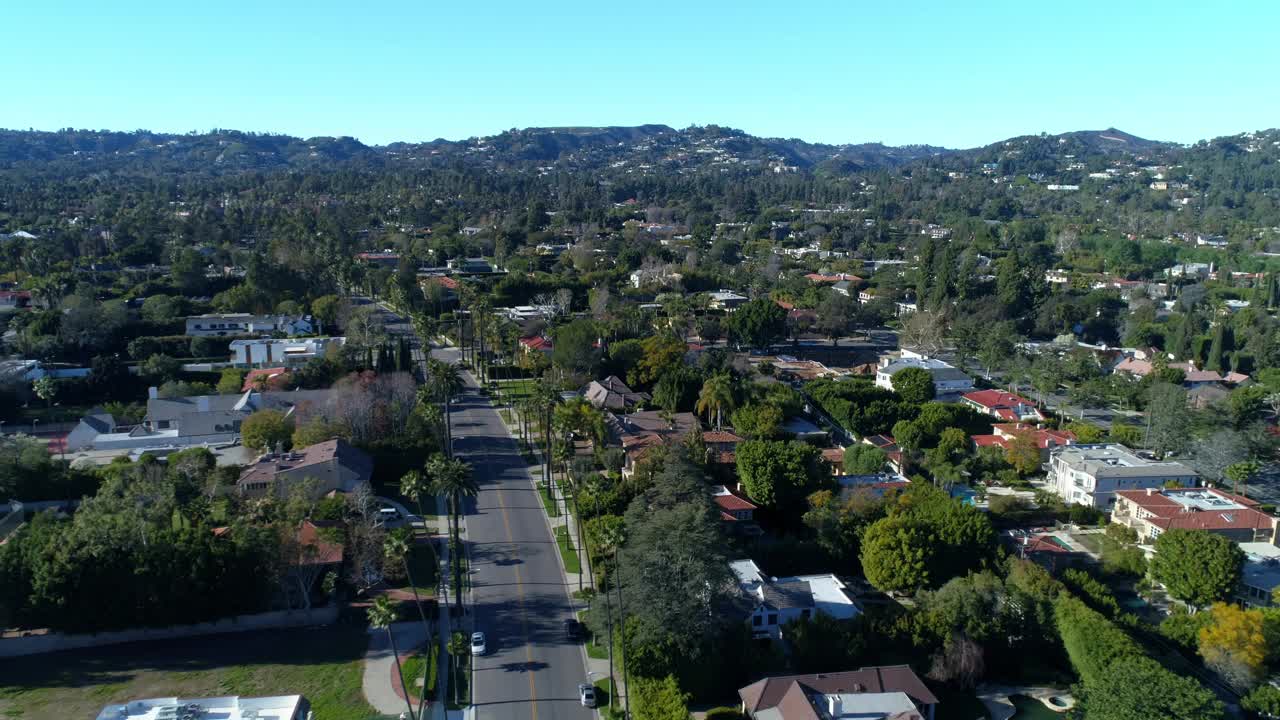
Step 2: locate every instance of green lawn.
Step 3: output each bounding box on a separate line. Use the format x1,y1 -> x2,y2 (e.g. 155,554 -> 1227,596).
0,627 -> 380,720
494,378 -> 537,405
539,483 -> 561,517
555,525 -> 581,573
445,653 -> 470,710
1070,533 -> 1103,554
399,642 -> 439,701
401,541 -> 438,595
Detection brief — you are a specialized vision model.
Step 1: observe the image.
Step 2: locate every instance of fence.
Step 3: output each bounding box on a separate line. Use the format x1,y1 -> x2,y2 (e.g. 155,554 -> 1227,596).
0,605 -> 339,657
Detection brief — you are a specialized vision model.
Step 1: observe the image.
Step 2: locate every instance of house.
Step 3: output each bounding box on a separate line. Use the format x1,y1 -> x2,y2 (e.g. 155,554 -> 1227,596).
709,290 -> 749,311
1237,543 -> 1280,608
961,389 -> 1044,423
857,290 -> 877,305
518,335 -> 554,355
237,439 -> 373,499
1187,383 -> 1231,409
713,486 -> 762,536
837,473 -> 911,501
67,388 -> 336,453
781,417 -> 827,443
705,429 -> 746,465
446,257 -> 495,274
583,376 -> 650,411
230,337 -> 345,368
819,447 -> 846,475
739,667 -> 937,720
354,250 -> 401,267
831,280 -> 853,297
0,359 -> 91,385
861,435 -> 905,474
875,356 -> 973,399
1048,444 -> 1199,509
971,423 -> 1075,459
1111,487 -> 1276,544
0,290 -> 31,310
1008,531 -> 1090,573
1164,263 -> 1213,280
97,695 -> 311,720
185,313 -> 315,337
894,301 -> 918,316
730,559 -> 861,640
608,410 -> 701,479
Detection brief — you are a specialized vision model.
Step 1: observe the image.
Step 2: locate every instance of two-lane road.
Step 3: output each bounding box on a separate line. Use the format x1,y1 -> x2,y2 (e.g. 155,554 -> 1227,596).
433,347 -> 593,720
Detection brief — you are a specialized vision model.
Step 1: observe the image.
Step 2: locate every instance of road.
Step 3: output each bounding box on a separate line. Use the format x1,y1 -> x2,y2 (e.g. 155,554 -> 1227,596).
432,345 -> 592,720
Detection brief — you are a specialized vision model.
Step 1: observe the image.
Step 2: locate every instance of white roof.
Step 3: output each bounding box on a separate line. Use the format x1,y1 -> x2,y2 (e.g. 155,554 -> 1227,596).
96,695 -> 305,720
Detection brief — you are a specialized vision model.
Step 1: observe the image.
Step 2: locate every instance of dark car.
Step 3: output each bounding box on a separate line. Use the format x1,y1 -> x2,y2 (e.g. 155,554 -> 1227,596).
564,618 -> 583,641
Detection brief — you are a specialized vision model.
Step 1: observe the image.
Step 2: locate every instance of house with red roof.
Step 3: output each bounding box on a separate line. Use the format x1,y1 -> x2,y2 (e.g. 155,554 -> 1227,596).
971,423 -> 1075,460
712,485 -> 762,536
1112,487 -> 1277,544
518,335 -> 554,355
961,389 -> 1044,423
0,290 -> 31,309
739,666 -> 937,720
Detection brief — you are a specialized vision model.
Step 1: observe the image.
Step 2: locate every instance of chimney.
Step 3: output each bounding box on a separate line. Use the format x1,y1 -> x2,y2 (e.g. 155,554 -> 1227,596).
826,695 -> 841,718
148,386 -> 159,400
1147,487 -> 1156,496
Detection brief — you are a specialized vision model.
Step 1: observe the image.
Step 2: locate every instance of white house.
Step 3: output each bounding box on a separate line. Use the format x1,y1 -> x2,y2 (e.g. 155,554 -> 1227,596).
730,559 -> 860,640
185,313 -> 315,337
1048,444 -> 1199,509
230,337 -> 346,368
875,356 -> 973,398
709,290 -> 749,311
97,695 -> 310,720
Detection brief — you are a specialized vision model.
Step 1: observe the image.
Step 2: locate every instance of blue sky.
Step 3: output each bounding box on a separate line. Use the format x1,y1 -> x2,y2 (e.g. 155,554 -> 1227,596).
3,1 -> 1276,148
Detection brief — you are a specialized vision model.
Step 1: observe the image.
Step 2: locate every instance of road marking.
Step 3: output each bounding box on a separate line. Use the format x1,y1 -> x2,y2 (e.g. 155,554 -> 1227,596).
493,450 -> 539,720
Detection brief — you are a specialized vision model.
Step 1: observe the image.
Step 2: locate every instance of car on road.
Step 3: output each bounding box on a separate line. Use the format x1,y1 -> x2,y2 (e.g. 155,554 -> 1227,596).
564,618 -> 583,641
578,683 -> 597,708
470,632 -> 487,656
377,507 -> 403,526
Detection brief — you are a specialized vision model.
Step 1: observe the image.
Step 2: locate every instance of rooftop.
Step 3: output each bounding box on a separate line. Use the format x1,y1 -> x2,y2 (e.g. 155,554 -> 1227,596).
96,695 -> 307,720
739,667 -> 937,720
1056,444 -> 1197,478
1116,487 -> 1272,532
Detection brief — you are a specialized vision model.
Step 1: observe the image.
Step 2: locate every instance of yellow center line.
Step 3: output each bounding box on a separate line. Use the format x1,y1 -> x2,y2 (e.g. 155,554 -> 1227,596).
494,471 -> 539,720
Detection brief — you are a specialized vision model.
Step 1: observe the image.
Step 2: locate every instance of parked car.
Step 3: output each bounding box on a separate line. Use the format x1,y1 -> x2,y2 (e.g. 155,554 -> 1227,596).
578,683 -> 597,708
564,618 -> 583,641
471,632 -> 487,656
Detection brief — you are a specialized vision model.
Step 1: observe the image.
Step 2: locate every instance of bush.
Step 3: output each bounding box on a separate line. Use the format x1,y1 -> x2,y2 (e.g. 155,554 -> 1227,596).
704,708 -> 746,720
988,494 -> 1029,515
1243,684 -> 1280,718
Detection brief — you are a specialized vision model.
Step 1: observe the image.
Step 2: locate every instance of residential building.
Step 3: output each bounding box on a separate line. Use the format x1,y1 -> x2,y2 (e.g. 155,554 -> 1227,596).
861,435 -> 904,474
961,389 -> 1044,423
1237,543 -> 1280,608
1111,487 -> 1276,544
0,359 -> 91,385
1049,444 -> 1199,509
875,356 -> 973,399
0,290 -> 31,309
705,429 -> 746,465
709,290 -> 749,311
582,375 -> 650,411
354,250 -> 401,267
837,473 -> 910,501
971,423 -> 1075,459
739,667 -> 937,720
185,313 -> 315,337
730,559 -> 861,640
237,439 -> 373,499
894,300 -> 918,316
713,486 -> 762,537
518,335 -> 553,355
446,257 -> 496,273
857,289 -> 877,305
831,279 -> 852,297
608,410 -> 700,479
97,695 -> 311,720
230,337 -> 345,368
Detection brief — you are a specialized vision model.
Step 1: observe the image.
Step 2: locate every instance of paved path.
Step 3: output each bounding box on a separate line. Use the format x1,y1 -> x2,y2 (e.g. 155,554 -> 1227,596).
364,621 -> 432,716
432,345 -> 594,720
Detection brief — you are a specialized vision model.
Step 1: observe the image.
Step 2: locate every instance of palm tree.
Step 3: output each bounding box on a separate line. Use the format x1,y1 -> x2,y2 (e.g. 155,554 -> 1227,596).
447,631 -> 470,706
599,522 -> 628,717
399,469 -> 432,523
385,529 -> 432,646
696,373 -> 735,428
368,595 -> 417,720
429,454 -> 478,613
426,359 -> 464,458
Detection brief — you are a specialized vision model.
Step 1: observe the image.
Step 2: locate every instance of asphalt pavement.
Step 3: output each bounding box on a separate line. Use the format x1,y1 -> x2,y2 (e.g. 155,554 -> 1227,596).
431,346 -> 594,720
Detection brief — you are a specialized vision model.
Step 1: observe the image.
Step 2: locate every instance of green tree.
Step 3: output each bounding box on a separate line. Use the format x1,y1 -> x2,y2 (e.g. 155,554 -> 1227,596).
728,298 -> 786,350
429,454 -> 477,612
735,440 -> 823,511
399,468 -> 433,521
1079,656 -> 1224,720
631,335 -> 688,388
216,368 -> 247,394
696,373 -> 736,428
860,516 -> 934,593
728,403 -> 782,439
551,319 -> 602,377
842,444 -> 887,474
240,409 -> 295,451
1152,530 -> 1244,608
891,366 -> 936,405
633,675 -> 691,720
1147,382 -> 1191,457
1243,685 -> 1280,718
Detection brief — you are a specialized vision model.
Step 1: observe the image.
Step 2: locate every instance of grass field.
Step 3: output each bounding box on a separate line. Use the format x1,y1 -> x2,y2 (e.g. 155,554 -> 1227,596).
494,378 -> 537,405
398,642 -> 439,701
0,627 -> 379,720
539,483 -> 561,517
555,525 -> 581,574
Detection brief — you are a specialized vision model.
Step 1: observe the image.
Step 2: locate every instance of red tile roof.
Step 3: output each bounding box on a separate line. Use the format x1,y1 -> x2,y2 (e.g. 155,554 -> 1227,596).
1115,488 -> 1273,533
962,390 -> 1042,421
423,275 -> 460,290
242,367 -> 290,392
297,519 -> 345,565
704,430 -> 745,444
519,336 -> 553,350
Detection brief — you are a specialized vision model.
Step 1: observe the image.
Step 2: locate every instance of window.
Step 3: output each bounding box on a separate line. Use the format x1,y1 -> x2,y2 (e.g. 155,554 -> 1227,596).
752,615 -> 762,627
767,613 -> 778,626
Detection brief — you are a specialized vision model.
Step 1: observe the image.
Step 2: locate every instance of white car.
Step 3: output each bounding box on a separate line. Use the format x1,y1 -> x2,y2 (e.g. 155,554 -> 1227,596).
578,683 -> 597,708
470,632 -> 487,656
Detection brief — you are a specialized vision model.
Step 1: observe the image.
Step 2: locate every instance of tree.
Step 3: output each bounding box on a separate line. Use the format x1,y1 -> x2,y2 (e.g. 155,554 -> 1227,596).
696,374 -> 736,428
551,319 -> 601,378
729,404 -> 783,440
1005,431 -> 1042,476
31,376 -> 56,408
1147,382 -> 1191,457
815,291 -> 854,343
385,529 -> 432,653
860,516 -> 934,594
735,440 -> 823,512
1152,530 -> 1244,608
891,420 -> 924,452
1242,685 -> 1280,718
728,298 -> 786,350
240,409 -> 294,452
899,310 -> 947,358
891,367 -> 935,405
631,335 -> 688,387
140,354 -> 183,382
367,595 -> 417,720
429,454 -> 477,613
216,368 -> 247,394
399,468 -> 432,521
1078,656 -> 1224,720
1197,602 -> 1267,691
843,444 -> 887,474
633,675 -> 691,720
